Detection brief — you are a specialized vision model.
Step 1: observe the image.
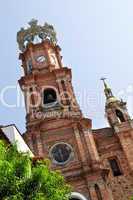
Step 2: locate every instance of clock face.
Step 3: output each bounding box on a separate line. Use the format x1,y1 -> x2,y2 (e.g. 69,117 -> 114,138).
36,55 -> 46,63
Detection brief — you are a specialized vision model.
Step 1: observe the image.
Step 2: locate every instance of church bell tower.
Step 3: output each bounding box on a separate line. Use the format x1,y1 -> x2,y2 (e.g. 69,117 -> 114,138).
102,78 -> 133,173
101,78 -> 131,127
17,20 -> 114,200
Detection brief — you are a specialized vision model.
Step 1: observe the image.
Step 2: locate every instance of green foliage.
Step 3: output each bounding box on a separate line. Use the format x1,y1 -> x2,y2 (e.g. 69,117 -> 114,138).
0,141 -> 71,200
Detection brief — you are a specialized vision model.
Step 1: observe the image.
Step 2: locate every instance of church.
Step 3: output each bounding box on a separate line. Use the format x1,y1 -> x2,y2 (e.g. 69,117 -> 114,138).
15,19 -> 133,200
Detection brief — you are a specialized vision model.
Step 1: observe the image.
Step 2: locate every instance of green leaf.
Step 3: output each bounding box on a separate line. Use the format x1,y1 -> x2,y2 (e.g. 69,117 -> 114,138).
0,140 -> 71,200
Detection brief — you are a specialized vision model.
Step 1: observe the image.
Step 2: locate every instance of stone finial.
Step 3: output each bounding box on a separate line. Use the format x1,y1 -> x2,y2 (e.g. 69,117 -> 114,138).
17,19 -> 57,52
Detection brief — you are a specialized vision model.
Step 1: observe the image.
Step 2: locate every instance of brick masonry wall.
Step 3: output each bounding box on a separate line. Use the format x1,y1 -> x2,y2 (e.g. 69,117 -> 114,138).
93,128 -> 133,200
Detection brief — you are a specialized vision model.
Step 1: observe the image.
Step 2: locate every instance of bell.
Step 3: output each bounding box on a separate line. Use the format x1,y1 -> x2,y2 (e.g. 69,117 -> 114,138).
47,94 -> 54,101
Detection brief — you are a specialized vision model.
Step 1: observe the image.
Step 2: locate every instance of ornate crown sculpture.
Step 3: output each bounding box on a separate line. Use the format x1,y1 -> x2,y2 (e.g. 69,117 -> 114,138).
17,19 -> 57,52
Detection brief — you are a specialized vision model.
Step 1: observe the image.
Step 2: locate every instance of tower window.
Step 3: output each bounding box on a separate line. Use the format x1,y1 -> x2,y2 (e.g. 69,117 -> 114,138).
109,158 -> 122,177
115,109 -> 125,123
95,184 -> 102,200
43,88 -> 57,105
27,60 -> 32,74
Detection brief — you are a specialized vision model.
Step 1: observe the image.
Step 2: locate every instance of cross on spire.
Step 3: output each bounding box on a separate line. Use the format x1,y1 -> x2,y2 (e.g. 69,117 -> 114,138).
101,77 -> 108,90
100,77 -> 114,99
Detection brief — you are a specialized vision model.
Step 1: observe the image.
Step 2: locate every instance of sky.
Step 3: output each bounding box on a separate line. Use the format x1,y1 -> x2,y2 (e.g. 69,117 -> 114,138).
0,0 -> 133,133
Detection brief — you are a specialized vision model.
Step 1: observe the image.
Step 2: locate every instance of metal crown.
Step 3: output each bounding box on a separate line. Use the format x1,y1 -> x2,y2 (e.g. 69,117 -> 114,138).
17,19 -> 57,52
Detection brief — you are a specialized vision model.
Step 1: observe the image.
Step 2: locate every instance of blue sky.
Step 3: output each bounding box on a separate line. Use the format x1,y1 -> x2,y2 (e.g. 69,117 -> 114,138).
0,0 -> 133,133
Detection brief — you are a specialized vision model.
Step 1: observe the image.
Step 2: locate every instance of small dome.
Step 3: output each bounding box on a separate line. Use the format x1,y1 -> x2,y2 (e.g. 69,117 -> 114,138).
106,97 -> 118,105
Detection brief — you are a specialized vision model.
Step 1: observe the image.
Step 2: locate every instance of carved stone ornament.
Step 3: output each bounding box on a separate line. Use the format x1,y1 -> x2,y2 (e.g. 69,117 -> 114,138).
17,19 -> 57,52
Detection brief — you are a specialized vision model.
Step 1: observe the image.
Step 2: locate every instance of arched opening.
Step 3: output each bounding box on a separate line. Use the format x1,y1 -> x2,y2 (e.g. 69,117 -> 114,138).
70,192 -> 88,200
109,158 -> 122,177
95,184 -> 102,200
27,60 -> 32,74
33,34 -> 42,44
43,88 -> 57,106
115,109 -> 125,123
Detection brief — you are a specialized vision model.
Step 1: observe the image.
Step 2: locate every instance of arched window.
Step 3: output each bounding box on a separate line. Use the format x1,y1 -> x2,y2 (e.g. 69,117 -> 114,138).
33,35 -> 42,44
109,158 -> 122,177
115,109 -> 125,123
43,88 -> 57,106
27,60 -> 32,74
95,184 -> 102,200
70,192 -> 88,200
